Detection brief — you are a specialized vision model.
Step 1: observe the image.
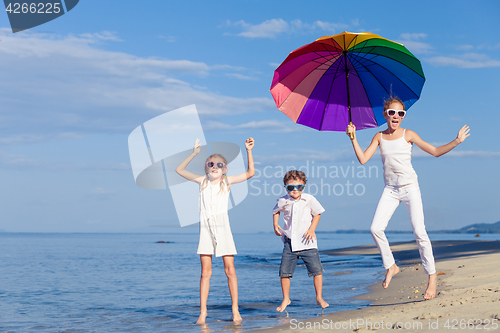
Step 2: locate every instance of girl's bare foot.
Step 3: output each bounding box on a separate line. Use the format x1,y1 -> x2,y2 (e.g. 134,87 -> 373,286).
276,299 -> 291,312
232,307 -> 242,322
382,264 -> 400,289
424,273 -> 437,299
196,311 -> 207,324
317,297 -> 329,309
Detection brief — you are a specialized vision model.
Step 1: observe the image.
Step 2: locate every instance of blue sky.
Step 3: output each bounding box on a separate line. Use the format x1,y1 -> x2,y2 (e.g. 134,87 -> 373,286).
0,0 -> 499,233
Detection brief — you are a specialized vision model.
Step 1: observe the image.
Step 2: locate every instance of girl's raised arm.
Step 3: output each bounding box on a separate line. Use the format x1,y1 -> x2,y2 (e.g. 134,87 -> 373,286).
227,137 -> 255,185
346,124 -> 380,165
407,125 -> 470,157
175,138 -> 205,184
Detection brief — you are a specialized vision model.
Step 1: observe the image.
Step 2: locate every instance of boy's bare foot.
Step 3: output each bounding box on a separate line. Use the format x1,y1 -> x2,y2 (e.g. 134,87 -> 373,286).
276,299 -> 291,312
382,264 -> 400,289
424,273 -> 437,299
196,311 -> 207,324
232,308 -> 242,322
317,297 -> 329,309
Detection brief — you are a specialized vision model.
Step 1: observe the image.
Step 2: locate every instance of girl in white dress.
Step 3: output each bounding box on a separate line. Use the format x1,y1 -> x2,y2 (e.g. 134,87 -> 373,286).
346,97 -> 469,300
176,138 -> 255,324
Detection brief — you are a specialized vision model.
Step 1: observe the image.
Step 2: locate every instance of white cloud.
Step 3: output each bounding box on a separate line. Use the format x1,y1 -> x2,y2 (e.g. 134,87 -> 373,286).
397,33 -> 433,54
475,43 -> 500,50
0,31 -> 274,143
0,151 -> 38,168
233,19 -> 289,38
227,19 -> 352,39
0,133 -> 83,145
400,40 -> 433,55
204,120 -> 299,133
456,44 -> 474,51
225,73 -> 258,81
158,35 -> 176,43
78,31 -> 122,42
488,43 -> 500,50
426,53 -> 500,68
394,34 -> 500,68
0,149 -> 131,171
312,20 -> 350,34
399,33 -> 428,40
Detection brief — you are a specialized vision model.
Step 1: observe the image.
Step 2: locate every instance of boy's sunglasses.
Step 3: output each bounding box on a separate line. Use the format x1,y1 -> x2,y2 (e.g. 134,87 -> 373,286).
285,184 -> 306,192
206,161 -> 225,169
386,109 -> 406,118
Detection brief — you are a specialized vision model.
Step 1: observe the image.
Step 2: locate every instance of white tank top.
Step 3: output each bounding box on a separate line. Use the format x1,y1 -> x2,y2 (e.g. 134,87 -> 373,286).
379,129 -> 418,186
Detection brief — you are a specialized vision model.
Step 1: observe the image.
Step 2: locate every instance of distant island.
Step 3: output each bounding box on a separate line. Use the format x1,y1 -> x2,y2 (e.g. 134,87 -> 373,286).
325,221 -> 500,234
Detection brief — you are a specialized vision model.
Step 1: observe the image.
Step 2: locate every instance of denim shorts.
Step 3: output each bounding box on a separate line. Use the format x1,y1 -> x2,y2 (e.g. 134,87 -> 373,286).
279,237 -> 324,278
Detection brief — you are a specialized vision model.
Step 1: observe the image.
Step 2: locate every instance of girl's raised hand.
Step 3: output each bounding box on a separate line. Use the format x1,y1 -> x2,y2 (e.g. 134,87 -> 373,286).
245,137 -> 255,150
193,138 -> 201,155
456,125 -> 470,143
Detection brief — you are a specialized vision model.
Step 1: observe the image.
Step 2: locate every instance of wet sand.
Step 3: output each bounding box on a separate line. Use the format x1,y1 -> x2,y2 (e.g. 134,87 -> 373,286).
254,240 -> 500,332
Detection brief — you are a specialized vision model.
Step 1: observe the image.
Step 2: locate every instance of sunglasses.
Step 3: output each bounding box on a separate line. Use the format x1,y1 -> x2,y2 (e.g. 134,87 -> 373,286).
285,184 -> 306,192
386,109 -> 406,118
206,161 -> 225,169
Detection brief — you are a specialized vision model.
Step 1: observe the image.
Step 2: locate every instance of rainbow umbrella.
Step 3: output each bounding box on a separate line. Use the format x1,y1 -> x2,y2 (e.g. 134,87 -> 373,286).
270,31 -> 425,132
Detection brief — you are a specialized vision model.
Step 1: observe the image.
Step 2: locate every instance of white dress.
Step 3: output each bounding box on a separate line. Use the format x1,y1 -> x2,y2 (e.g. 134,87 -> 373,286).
197,177 -> 237,257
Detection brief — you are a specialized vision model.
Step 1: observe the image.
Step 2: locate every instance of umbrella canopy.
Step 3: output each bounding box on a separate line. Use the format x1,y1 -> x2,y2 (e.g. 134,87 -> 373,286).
270,31 -> 425,131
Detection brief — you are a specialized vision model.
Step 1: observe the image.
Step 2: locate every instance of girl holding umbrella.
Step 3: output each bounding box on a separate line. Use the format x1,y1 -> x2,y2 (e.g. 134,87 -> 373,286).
346,97 -> 470,299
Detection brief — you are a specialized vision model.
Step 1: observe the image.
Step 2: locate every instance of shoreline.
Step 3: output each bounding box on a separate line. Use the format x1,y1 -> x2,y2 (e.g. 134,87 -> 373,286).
254,240 -> 500,332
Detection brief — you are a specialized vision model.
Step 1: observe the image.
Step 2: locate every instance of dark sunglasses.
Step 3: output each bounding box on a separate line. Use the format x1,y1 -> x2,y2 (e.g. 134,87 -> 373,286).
386,109 -> 406,118
285,184 -> 306,192
206,161 -> 225,169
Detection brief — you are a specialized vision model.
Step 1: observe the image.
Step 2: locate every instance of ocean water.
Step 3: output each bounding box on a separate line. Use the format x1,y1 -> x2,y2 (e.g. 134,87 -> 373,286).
1,232 -> 499,333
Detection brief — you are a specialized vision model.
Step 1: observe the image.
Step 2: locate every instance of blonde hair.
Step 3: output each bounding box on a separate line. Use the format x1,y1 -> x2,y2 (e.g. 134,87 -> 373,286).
383,96 -> 405,111
201,153 -> 230,193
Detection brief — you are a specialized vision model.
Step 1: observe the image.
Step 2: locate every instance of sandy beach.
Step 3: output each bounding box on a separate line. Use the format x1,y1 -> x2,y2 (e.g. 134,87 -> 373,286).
255,240 -> 500,332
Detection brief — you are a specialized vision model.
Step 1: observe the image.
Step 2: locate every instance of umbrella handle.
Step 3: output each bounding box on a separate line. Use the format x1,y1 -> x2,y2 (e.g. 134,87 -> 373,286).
349,122 -> 354,140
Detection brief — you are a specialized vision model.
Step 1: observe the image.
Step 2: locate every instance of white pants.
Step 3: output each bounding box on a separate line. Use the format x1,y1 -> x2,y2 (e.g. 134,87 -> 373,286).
370,183 -> 436,275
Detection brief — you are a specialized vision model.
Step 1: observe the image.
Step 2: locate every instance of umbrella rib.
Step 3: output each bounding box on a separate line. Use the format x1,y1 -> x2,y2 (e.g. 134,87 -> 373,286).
276,43 -> 339,109
304,41 -> 346,131
350,40 -> 423,78
315,43 -> 336,131
277,44 -> 341,86
318,43 -> 346,131
315,41 -> 346,81
347,39 -> 419,126
349,40 -> 422,99
347,39 -> 378,71
278,41 -> 346,113
345,39 -> 385,125
348,38 -> 419,75
310,41 -> 343,64
349,53 -> 419,126
317,37 -> 366,130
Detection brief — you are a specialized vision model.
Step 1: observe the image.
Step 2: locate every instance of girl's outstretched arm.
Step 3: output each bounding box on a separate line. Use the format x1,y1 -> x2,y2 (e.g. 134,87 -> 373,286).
346,124 -> 380,165
407,125 -> 470,157
227,137 -> 255,185
175,138 -> 205,184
